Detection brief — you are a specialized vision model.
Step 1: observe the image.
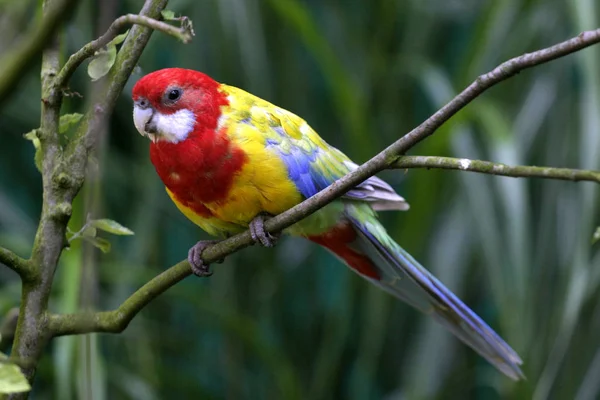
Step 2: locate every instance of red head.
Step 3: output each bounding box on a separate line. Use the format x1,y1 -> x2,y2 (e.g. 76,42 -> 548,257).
131,68 -> 245,208
131,68 -> 228,143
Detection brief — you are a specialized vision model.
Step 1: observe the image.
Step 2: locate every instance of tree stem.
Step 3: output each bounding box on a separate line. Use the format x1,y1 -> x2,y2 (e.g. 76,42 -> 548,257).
9,1 -> 66,390
393,156 -> 600,183
7,0 -> 171,397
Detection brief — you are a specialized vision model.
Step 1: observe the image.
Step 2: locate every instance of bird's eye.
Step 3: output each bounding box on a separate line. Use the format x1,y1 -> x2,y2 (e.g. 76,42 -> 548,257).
165,88 -> 182,103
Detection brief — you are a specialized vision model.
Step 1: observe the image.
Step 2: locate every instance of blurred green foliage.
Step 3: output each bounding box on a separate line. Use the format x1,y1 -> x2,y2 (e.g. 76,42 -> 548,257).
1,0 -> 600,399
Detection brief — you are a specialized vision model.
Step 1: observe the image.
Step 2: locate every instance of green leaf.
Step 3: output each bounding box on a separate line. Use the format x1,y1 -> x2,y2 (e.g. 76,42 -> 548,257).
82,236 -> 111,253
87,44 -> 117,81
161,9 -> 176,20
86,29 -> 129,81
23,130 -> 38,142
90,219 -> 134,236
0,356 -> 31,394
59,113 -> 83,134
109,29 -> 129,46
23,129 -> 42,172
593,227 -> 600,244
81,226 -> 97,238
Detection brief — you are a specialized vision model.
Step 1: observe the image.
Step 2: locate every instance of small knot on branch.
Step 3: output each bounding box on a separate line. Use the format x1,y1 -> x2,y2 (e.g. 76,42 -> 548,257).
54,173 -> 74,188
51,202 -> 72,222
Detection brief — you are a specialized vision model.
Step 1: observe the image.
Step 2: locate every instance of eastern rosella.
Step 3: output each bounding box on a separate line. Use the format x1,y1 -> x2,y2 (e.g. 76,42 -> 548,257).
132,68 -> 524,379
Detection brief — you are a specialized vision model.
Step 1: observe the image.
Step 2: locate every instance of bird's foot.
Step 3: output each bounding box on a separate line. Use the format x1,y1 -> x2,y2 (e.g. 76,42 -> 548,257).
187,240 -> 220,277
249,213 -> 280,247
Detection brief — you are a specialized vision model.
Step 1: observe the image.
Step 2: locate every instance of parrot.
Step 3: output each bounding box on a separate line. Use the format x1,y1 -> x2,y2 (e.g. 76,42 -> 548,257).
131,68 -> 524,380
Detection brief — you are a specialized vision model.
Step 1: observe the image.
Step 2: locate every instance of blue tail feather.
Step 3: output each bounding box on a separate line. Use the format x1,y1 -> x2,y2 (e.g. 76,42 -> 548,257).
346,216 -> 524,380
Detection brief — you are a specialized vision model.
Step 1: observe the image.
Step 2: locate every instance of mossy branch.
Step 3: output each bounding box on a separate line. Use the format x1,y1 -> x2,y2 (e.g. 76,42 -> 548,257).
0,247 -> 33,281
8,2 -> 69,391
393,156 -> 600,183
48,27 -> 600,337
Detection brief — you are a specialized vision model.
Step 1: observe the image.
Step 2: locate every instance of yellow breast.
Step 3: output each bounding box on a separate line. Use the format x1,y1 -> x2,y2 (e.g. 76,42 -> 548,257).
205,134 -> 303,227
166,129 -> 302,238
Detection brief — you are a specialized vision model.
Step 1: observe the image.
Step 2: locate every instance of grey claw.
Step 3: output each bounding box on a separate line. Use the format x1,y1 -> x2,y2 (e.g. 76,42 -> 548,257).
249,214 -> 280,247
187,240 -> 218,277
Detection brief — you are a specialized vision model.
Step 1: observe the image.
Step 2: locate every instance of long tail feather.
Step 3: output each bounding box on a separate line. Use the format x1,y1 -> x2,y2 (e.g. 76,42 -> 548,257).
309,215 -> 524,380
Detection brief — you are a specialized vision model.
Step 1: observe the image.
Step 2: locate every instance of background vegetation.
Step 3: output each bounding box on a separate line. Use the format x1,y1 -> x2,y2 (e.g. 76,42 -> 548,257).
1,0 -> 599,399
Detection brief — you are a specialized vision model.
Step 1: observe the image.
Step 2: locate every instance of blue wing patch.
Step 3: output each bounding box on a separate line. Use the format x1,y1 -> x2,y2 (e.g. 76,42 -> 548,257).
263,110 -> 408,210
271,145 -> 322,198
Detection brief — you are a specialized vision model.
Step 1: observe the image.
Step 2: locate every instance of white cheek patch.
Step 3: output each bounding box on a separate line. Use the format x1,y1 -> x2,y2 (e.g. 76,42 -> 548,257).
154,109 -> 196,143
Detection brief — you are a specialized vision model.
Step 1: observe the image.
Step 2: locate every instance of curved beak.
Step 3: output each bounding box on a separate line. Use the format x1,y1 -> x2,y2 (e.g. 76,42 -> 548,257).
133,104 -> 158,142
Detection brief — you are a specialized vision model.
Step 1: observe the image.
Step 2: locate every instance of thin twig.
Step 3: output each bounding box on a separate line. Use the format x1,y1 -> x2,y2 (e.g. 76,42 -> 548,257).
55,14 -> 193,88
393,156 -> 600,183
49,28 -> 600,336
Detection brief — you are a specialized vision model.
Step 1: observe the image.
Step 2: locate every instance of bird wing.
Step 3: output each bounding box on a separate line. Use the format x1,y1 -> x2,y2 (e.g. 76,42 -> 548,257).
220,84 -> 408,211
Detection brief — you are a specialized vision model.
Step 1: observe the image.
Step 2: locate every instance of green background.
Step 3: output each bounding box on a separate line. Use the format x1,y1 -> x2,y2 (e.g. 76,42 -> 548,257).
1,0 -> 600,399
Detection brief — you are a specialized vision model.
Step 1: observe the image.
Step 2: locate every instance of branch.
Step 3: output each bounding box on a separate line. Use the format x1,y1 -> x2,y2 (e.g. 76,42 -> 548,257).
393,156 -> 600,183
9,1 -> 69,391
0,0 -> 78,107
50,260 -> 190,335
49,27 -> 600,336
0,247 -> 32,280
55,13 -> 193,88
